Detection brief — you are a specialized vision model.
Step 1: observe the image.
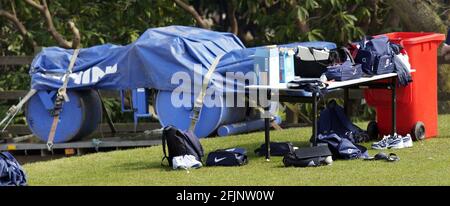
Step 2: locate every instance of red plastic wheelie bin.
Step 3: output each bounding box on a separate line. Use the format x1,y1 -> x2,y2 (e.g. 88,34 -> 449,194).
364,32 -> 445,140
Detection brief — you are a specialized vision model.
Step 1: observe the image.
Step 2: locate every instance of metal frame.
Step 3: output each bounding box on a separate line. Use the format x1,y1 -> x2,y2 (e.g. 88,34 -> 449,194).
260,76 -> 398,160
0,138 -> 161,156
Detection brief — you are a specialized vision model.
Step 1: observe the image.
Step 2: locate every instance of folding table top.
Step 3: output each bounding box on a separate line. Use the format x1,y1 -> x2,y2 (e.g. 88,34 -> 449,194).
246,70 -> 415,92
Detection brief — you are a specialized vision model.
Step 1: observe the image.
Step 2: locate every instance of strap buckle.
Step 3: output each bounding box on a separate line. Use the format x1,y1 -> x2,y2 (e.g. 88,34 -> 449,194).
189,106 -> 201,121
46,141 -> 54,151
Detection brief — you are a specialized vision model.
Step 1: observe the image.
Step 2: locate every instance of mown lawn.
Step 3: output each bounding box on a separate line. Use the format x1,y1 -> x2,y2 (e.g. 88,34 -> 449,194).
23,115 -> 450,186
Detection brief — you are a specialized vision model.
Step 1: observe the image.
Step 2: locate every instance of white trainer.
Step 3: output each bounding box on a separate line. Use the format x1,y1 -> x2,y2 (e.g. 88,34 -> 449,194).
402,134 -> 413,148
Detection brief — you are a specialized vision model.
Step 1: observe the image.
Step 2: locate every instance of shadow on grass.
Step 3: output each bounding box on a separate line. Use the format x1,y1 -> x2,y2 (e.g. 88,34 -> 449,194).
114,160 -> 173,171
113,140 -> 311,172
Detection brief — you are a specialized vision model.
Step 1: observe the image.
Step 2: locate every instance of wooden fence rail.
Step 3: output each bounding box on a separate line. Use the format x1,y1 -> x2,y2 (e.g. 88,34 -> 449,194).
0,56 -> 34,66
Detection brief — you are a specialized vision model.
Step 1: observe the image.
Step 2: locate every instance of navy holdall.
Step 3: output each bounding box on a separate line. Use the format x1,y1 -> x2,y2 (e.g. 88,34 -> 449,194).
325,61 -> 363,81
206,148 -> 248,166
317,133 -> 368,160
355,36 -> 395,75
0,152 -> 27,186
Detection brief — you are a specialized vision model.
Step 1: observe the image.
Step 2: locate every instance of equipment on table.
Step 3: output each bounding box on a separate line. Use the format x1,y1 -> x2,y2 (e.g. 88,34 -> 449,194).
206,148 -> 248,167
325,61 -> 363,81
282,145 -> 333,167
0,152 -> 27,186
254,45 -> 280,86
354,36 -> 396,75
279,48 -> 296,83
325,47 -> 363,81
287,79 -> 328,96
254,142 -> 295,157
293,42 -> 337,78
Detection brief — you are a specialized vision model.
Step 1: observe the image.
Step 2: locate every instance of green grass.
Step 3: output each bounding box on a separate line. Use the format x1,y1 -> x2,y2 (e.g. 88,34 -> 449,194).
23,115 -> 450,186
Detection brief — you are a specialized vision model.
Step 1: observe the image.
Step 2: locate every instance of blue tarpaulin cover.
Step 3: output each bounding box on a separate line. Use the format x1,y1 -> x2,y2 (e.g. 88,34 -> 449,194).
30,26 -> 336,93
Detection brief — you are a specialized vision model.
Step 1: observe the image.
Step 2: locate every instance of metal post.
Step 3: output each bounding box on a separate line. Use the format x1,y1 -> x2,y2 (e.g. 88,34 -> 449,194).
98,90 -> 117,134
391,78 -> 397,136
264,116 -> 271,161
312,91 -> 318,146
264,88 -> 271,161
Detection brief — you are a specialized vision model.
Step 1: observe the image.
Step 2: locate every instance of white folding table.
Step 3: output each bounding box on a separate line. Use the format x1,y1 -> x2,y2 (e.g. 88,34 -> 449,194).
246,72 -> 405,160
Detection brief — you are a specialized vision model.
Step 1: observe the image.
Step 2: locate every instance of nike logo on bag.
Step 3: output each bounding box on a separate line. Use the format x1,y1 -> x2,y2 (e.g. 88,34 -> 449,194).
214,157 -> 226,163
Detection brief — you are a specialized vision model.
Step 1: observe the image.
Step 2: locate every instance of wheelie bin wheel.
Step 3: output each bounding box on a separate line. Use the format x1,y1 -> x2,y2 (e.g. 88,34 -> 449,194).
412,121 -> 426,141
367,121 -> 379,140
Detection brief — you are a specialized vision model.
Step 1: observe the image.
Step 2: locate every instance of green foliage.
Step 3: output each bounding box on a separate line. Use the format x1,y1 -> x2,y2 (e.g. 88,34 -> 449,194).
102,97 -> 133,123
0,0 -> 194,55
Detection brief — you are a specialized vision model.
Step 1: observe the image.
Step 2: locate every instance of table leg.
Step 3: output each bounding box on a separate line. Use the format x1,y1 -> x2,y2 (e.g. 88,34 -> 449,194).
312,92 -> 318,146
391,78 -> 397,136
264,115 -> 271,161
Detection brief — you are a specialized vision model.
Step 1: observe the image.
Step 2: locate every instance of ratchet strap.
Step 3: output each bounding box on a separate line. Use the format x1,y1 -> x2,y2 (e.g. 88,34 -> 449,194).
0,89 -> 37,132
46,48 -> 80,151
189,54 -> 224,131
188,54 -> 282,132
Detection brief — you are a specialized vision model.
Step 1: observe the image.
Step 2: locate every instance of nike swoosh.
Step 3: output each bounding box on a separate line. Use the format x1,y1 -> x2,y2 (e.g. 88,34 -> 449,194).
214,157 -> 226,163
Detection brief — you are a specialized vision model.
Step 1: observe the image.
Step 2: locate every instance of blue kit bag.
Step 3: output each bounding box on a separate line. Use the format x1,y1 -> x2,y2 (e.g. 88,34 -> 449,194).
317,133 -> 368,160
314,100 -> 370,159
206,148 -> 248,166
355,36 -> 395,75
0,152 -> 27,186
324,47 -> 363,81
325,61 -> 363,81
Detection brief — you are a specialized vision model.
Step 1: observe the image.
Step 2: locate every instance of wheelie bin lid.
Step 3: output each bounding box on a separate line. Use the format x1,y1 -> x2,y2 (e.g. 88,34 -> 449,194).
379,32 -> 445,45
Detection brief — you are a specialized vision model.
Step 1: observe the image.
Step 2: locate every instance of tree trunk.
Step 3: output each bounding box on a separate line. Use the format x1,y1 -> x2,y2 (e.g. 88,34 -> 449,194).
387,0 -> 450,112
387,0 -> 447,33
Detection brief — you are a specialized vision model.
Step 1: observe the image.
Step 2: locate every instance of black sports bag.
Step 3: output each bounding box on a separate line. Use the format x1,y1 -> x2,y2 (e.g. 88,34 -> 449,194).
254,142 -> 295,156
206,148 -> 248,166
294,46 -> 351,78
161,125 -> 204,167
283,145 -> 332,167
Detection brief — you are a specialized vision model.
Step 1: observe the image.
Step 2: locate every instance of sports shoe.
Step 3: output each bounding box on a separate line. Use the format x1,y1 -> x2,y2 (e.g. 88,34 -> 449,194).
386,134 -> 404,149
371,134 -> 404,150
184,155 -> 202,169
402,134 -> 413,148
371,135 -> 389,150
172,156 -> 187,170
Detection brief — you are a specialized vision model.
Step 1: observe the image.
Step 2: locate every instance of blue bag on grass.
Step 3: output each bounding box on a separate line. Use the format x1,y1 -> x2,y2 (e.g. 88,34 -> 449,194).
0,152 -> 27,186
317,133 -> 369,160
206,148 -> 248,166
314,100 -> 370,159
